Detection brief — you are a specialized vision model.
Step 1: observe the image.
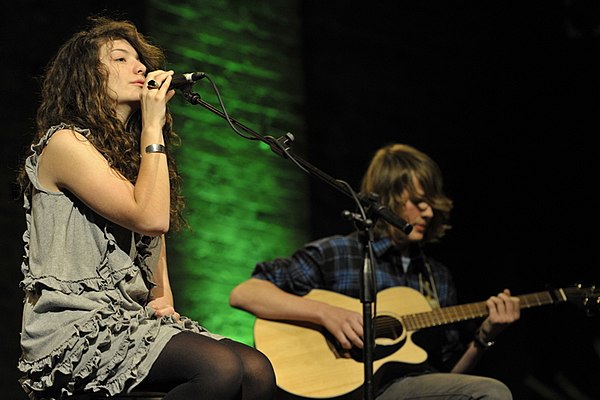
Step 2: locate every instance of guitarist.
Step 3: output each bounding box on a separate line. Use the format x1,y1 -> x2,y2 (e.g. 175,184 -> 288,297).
230,143 -> 521,400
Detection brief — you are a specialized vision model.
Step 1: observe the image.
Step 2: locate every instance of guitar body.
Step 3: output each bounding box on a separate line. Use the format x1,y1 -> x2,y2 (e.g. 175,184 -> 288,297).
254,287 -> 433,399
253,283 -> 595,399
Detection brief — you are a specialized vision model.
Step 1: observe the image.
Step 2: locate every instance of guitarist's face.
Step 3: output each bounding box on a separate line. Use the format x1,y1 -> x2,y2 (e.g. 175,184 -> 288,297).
400,185 -> 433,243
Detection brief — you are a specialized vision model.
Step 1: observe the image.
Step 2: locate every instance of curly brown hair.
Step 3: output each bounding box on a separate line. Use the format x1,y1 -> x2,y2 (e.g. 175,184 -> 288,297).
360,143 -> 453,244
17,16 -> 186,230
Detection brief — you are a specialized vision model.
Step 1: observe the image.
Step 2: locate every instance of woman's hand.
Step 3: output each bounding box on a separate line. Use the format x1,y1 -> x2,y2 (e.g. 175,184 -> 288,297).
148,297 -> 180,321
141,70 -> 175,132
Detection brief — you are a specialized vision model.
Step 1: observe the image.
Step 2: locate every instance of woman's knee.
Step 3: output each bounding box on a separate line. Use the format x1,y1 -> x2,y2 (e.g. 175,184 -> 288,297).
206,349 -> 246,388
222,340 -> 275,386
217,339 -> 276,399
247,350 -> 276,387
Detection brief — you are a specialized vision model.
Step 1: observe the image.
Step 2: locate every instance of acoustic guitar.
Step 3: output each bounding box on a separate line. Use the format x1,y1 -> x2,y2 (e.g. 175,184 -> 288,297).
254,285 -> 598,399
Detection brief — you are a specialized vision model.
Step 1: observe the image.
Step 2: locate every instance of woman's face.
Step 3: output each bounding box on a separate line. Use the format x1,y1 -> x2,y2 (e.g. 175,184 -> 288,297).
99,39 -> 147,121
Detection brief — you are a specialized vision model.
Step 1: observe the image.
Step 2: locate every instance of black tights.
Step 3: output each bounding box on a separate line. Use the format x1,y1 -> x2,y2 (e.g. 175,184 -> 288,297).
135,332 -> 276,400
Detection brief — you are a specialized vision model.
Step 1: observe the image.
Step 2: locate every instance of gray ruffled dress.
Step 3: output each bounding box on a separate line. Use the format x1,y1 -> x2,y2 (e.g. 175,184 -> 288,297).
18,124 -> 222,399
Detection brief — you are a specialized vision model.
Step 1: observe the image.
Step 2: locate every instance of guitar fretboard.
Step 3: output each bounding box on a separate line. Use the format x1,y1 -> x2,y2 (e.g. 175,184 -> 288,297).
400,289 -> 564,331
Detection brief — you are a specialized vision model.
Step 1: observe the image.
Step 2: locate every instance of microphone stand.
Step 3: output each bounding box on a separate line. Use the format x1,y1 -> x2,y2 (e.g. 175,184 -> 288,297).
180,84 -> 412,400
342,210 -> 377,400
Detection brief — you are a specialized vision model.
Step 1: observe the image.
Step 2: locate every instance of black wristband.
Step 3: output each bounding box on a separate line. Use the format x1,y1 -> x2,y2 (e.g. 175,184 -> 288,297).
473,328 -> 495,350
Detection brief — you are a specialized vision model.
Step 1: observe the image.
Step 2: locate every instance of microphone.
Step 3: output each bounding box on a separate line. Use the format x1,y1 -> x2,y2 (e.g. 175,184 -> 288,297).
358,192 -> 413,234
170,72 -> 206,89
147,72 -> 206,90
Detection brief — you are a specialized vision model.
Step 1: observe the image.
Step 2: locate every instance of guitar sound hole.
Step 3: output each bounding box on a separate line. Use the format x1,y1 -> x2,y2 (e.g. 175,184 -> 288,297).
347,315 -> 406,362
374,315 -> 403,340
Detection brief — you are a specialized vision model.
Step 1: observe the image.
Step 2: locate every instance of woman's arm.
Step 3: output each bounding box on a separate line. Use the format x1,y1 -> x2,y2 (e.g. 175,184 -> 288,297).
148,236 -> 179,320
37,71 -> 174,236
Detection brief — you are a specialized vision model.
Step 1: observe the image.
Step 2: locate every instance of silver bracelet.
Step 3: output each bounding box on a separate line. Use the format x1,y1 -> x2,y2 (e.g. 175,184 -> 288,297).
145,144 -> 166,154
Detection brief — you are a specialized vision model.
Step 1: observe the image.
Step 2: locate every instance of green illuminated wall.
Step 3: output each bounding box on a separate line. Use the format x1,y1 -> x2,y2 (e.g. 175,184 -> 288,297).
147,0 -> 309,345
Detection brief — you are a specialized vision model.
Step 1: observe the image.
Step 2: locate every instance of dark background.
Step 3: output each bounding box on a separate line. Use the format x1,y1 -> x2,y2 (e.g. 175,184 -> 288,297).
2,1 -> 599,399
302,2 -> 600,398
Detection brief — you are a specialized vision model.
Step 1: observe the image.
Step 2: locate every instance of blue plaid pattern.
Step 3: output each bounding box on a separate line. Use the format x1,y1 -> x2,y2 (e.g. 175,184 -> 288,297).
252,231 -> 465,369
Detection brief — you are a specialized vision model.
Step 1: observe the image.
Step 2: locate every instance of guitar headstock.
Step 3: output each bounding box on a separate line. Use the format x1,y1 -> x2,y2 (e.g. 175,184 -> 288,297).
562,284 -> 600,316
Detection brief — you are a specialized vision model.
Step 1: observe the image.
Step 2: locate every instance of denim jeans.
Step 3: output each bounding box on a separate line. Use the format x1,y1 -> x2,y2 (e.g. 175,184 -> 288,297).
376,373 -> 512,400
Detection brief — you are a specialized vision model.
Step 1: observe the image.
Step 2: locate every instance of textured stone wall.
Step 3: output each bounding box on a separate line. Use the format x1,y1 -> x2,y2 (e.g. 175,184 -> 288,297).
147,0 -> 309,344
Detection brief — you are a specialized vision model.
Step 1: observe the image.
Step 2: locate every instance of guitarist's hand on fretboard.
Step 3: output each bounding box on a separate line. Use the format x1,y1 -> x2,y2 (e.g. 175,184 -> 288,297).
452,288 -> 521,374
479,288 -> 521,341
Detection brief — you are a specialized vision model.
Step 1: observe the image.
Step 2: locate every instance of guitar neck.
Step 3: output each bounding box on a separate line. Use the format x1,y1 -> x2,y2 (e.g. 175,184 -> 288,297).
401,289 -> 566,331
